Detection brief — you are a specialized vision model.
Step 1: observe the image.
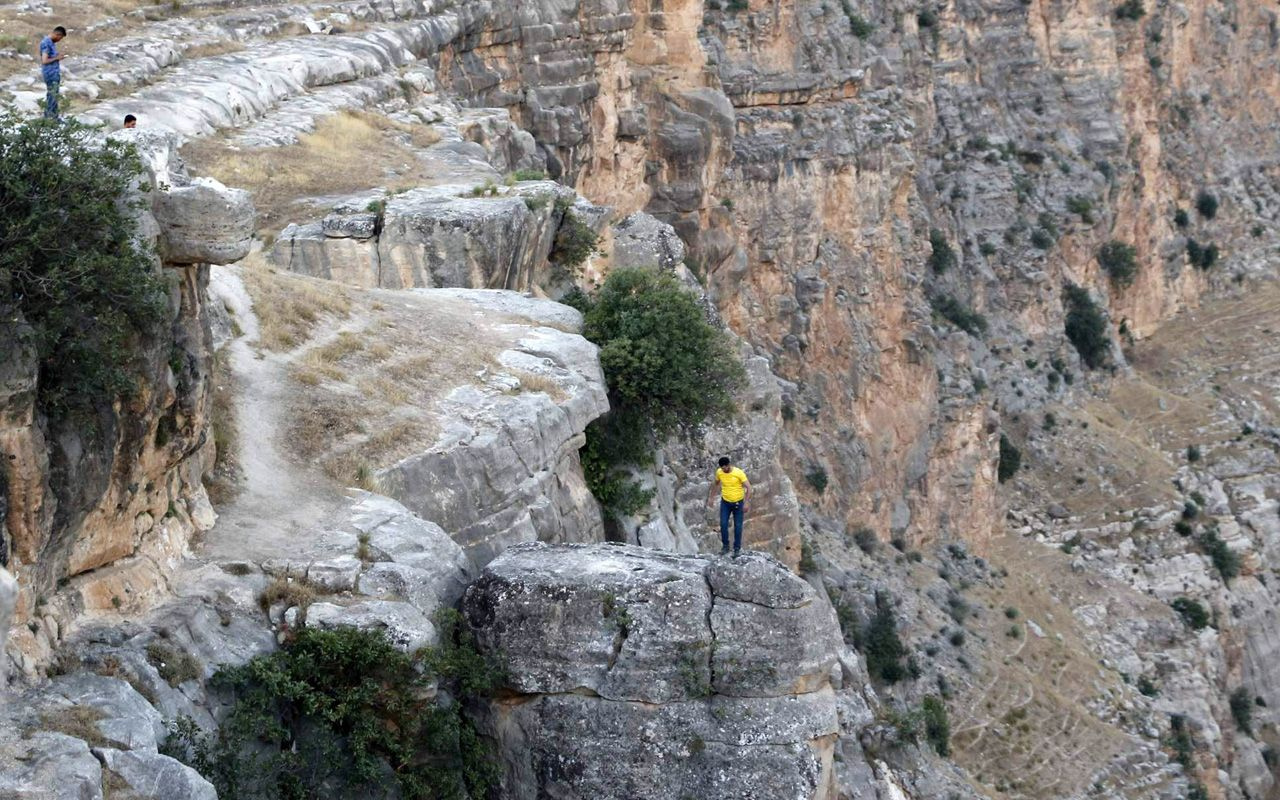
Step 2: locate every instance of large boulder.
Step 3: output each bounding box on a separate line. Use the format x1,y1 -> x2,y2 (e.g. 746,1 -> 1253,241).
463,542 -> 844,799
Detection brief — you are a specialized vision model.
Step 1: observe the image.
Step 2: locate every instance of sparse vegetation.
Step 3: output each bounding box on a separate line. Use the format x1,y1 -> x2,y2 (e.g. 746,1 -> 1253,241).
164,619 -> 502,800
806,467 -> 829,494
852,526 -> 878,554
572,268 -> 745,517
549,198 -> 598,277
1174,208 -> 1190,228
921,695 -> 950,756
241,266 -> 352,352
1186,444 -> 1201,462
998,434 -> 1022,483
1064,284 -> 1110,369
1066,195 -> 1095,223
1186,239 -> 1219,270
840,0 -> 874,37
29,705 -> 108,748
1230,687 -> 1254,735
859,591 -> 909,683
1168,714 -> 1195,768
928,228 -> 956,273
1171,597 -> 1210,630
146,641 -> 202,687
1114,0 -> 1144,20
1195,190 -> 1219,219
930,294 -> 988,336
511,168 -> 547,181
1098,241 -> 1138,287
1198,528 -> 1240,581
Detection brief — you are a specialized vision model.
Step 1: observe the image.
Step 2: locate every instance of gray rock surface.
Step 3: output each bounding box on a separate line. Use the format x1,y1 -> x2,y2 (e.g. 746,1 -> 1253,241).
0,568 -> 15,686
97,748 -> 217,800
0,733 -> 103,800
609,212 -> 686,270
306,600 -> 437,651
464,543 -> 845,799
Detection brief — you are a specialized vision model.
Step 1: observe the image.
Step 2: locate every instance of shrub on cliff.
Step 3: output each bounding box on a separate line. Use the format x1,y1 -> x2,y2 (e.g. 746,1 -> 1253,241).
857,591 -> 909,683
0,112 -> 167,420
571,268 -> 745,516
1230,687 -> 1255,735
928,228 -> 956,273
1098,241 -> 1138,287
997,434 -> 1021,483
163,614 -> 502,800
930,294 -> 988,336
1063,284 -> 1111,369
1114,0 -> 1144,19
1186,239 -> 1219,270
549,197 -> 598,278
1195,190 -> 1219,219
1171,597 -> 1210,629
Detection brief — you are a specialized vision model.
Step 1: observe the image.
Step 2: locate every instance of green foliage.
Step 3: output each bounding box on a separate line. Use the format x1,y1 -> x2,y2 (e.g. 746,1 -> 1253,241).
806,467 -> 829,494
1167,714 -> 1195,768
573,269 -> 745,516
1171,597 -> 1210,630
1195,190 -> 1218,219
1030,227 -> 1055,250
860,591 -> 908,684
840,0 -> 874,38
1174,208 -> 1190,228
917,7 -> 938,27
164,620 -> 502,800
0,112 -> 168,421
1137,674 -> 1159,697
1098,241 -> 1138,287
511,168 -> 547,181
1066,195 -> 1095,223
1198,528 -> 1240,581
1186,239 -> 1219,270
146,642 -> 202,687
921,696 -> 950,756
798,538 -> 820,575
852,526 -> 878,554
1063,284 -> 1110,369
997,434 -> 1021,483
928,228 -> 956,273
1230,687 -> 1254,735
550,210 -> 598,276
1186,444 -> 1201,462
1114,0 -> 1144,19
930,294 -> 987,336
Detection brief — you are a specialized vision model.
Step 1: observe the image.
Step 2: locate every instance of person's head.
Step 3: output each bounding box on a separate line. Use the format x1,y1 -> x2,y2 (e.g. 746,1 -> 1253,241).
123,114 -> 136,129
51,26 -> 66,41
718,456 -> 731,472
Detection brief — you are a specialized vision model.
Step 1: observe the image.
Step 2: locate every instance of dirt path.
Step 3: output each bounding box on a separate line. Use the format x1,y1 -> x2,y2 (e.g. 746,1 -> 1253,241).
198,265 -> 349,563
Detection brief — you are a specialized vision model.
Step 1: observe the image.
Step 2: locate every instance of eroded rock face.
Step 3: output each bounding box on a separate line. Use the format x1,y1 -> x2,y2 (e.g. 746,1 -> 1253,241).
464,542 -> 845,799
0,129 -> 254,677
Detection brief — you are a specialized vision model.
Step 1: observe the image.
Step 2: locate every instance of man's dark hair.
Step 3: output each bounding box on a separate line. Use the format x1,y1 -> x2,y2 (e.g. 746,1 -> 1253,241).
124,114 -> 136,124
52,26 -> 66,35
718,456 -> 731,468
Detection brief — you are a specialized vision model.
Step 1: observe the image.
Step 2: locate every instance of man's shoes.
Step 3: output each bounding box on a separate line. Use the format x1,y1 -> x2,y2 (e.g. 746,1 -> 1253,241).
720,546 -> 730,556
732,549 -> 741,559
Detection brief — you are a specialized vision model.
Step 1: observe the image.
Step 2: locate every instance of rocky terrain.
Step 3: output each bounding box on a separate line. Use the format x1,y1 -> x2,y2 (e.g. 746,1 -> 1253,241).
3,0 -> 1280,795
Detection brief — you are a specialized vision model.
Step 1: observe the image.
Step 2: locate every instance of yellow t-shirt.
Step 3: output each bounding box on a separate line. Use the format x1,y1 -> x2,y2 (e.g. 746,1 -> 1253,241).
716,467 -> 748,502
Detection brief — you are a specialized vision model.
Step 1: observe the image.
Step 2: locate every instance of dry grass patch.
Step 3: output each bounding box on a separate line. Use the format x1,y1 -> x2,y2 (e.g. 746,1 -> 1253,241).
241,259 -> 352,352
509,369 -> 567,401
181,39 -> 244,59
181,110 -> 444,236
204,349 -> 241,506
258,576 -> 316,621
29,705 -> 108,748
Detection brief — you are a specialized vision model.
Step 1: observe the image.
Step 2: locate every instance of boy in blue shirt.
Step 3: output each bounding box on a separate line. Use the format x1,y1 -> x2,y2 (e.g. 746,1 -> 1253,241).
39,26 -> 66,119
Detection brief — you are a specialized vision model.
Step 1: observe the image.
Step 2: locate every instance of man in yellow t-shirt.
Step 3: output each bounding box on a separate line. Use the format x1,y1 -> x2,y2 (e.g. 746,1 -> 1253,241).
707,456 -> 750,557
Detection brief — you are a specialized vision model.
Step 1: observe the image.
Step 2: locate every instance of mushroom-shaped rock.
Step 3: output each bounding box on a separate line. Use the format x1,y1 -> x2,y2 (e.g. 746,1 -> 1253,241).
463,542 -> 844,800
152,179 -> 255,265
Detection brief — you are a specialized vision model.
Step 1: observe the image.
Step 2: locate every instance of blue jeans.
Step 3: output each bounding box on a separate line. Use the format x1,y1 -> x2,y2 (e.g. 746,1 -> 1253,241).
720,499 -> 744,552
43,79 -> 59,119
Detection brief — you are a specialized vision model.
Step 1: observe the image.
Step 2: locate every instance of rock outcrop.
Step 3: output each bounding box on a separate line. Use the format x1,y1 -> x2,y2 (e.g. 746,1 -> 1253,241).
0,129 -> 254,678
464,542 -> 847,799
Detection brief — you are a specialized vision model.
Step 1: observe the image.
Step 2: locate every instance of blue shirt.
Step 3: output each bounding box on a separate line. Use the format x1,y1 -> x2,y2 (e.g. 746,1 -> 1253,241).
39,36 -> 59,83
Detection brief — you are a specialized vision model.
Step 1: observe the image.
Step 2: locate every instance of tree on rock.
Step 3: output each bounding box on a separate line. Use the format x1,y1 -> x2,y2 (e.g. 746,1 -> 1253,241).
0,112 -> 166,420
567,268 -> 745,516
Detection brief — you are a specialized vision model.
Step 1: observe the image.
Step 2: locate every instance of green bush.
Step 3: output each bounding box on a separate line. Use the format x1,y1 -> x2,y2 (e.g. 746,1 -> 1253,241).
1030,227 -> 1055,250
1115,0 -> 1143,19
998,434 -> 1021,483
511,168 -> 547,181
860,591 -> 908,683
1195,190 -> 1218,219
1230,687 -> 1254,735
930,294 -> 987,336
928,228 -> 956,273
1186,239 -> 1219,270
1171,597 -> 1210,629
1064,285 -> 1110,369
163,618 -> 502,800
1174,208 -> 1190,228
921,696 -> 950,756
917,7 -> 937,26
0,112 -> 168,421
549,204 -> 598,276
1066,195 -> 1095,223
1098,241 -> 1138,287
852,526 -> 877,554
1137,675 -> 1159,697
572,268 -> 745,516
1198,528 -> 1240,581
806,467 -> 829,494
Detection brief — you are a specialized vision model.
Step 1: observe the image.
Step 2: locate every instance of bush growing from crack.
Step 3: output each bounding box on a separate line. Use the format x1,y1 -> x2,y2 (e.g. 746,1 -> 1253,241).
1098,241 -> 1138,287
928,228 -> 956,273
1171,597 -> 1210,629
1064,284 -> 1110,369
162,614 -> 503,800
930,294 -> 987,336
859,591 -> 908,683
998,434 -> 1022,483
1230,687 -> 1254,735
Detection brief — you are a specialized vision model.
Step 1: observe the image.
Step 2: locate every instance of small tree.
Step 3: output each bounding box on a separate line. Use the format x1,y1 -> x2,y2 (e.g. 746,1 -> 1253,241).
1171,597 -> 1210,630
921,696 -> 951,756
1195,190 -> 1219,219
1098,241 -> 1138,287
928,228 -> 956,273
0,112 -> 168,420
1230,687 -> 1254,735
573,268 -> 745,516
1064,284 -> 1110,369
861,591 -> 908,683
998,434 -> 1021,483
